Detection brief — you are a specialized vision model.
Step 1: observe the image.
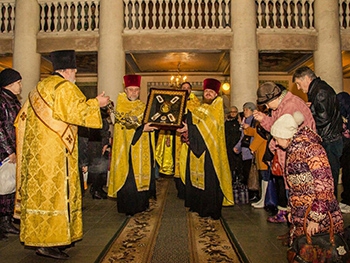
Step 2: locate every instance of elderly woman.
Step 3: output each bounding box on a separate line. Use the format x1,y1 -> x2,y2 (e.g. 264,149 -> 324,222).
270,112 -> 343,244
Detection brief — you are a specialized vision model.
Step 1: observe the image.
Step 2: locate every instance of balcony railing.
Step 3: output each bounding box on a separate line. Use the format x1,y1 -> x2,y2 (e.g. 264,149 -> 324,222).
38,0 -> 99,33
0,1 -> 14,33
124,0 -> 231,30
1,0 -> 350,35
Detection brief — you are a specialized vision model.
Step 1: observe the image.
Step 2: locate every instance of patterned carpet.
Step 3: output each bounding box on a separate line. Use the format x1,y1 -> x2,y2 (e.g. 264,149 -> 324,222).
97,178 -> 243,263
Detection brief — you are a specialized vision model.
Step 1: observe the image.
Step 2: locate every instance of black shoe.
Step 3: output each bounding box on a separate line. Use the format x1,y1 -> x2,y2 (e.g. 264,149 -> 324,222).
99,189 -> 108,199
92,191 -> 107,199
36,247 -> 69,260
0,229 -> 8,241
0,216 -> 19,235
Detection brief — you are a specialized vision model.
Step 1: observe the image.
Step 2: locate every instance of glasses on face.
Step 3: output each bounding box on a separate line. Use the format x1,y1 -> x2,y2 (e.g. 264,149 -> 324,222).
230,111 -> 238,113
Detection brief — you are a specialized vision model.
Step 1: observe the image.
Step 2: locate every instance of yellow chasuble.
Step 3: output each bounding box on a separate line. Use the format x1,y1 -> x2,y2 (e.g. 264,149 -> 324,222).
155,130 -> 174,175
176,93 -> 200,183
14,75 -> 102,247
108,93 -> 154,197
190,97 -> 234,206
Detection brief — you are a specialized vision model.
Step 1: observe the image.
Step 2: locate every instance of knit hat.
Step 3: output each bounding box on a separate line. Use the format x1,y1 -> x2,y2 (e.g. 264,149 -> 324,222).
271,111 -> 305,139
257,82 -> 283,105
243,102 -> 256,111
50,50 -> 77,71
203,78 -> 221,94
124,75 -> 141,88
0,68 -> 22,88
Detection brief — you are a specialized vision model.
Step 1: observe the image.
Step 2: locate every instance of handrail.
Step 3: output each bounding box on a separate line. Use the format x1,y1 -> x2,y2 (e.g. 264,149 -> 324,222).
3,1 -> 350,35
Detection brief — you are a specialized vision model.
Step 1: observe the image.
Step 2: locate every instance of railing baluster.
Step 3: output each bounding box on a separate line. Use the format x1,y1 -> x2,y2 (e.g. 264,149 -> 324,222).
144,0 -> 150,29
217,0 -> 222,28
272,0 -> 277,28
301,0 -> 306,29
131,0 -> 136,30
2,3 -> 8,32
345,0 -> 350,29
184,0 -> 189,29
152,0 -> 157,29
87,2 -> 92,31
53,1 -> 58,32
224,0 -> 230,28
203,0 -> 209,29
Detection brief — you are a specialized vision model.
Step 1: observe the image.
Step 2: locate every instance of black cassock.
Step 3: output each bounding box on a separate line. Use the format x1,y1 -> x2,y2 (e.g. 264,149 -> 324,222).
184,112 -> 224,220
117,125 -> 156,216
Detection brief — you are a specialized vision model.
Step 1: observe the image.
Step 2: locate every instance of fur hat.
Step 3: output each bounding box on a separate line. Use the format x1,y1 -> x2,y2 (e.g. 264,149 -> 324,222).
124,75 -> 141,88
50,50 -> 77,71
257,82 -> 283,105
243,102 -> 256,111
271,111 -> 305,139
0,68 -> 22,88
203,78 -> 221,94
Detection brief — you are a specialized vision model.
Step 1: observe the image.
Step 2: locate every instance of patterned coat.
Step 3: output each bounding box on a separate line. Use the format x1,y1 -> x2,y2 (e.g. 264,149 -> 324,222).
286,126 -> 343,241
0,88 -> 21,161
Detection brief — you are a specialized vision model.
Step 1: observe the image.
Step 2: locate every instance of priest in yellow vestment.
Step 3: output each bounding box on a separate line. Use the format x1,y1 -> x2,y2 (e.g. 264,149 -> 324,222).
177,78 -> 234,220
108,75 -> 156,216
15,50 -> 110,260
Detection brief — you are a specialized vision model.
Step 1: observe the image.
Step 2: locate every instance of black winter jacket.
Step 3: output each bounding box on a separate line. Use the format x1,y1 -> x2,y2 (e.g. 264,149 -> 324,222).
307,77 -> 342,142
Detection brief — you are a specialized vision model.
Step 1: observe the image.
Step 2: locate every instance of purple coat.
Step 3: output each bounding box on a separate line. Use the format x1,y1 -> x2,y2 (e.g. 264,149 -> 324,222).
0,88 -> 21,161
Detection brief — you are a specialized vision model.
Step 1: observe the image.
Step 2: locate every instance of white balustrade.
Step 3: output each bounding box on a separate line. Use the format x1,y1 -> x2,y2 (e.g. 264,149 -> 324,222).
38,0 -> 99,32
255,0 -> 315,30
0,1 -> 15,34
6,0 -> 350,34
124,0 -> 232,31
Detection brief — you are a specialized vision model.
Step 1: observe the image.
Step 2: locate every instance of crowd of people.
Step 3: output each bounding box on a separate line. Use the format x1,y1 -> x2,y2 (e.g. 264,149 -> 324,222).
0,49 -> 350,260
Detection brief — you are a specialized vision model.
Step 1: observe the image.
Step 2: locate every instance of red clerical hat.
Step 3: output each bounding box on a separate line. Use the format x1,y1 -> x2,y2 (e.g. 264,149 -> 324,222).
203,78 -> 221,94
123,75 -> 141,88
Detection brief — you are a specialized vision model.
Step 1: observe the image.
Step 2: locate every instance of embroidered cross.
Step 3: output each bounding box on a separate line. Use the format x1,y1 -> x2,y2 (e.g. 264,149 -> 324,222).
65,134 -> 73,144
20,112 -> 27,120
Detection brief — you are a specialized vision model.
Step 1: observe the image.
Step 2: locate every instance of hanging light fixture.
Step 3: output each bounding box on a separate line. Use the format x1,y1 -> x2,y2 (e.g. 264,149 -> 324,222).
170,63 -> 187,88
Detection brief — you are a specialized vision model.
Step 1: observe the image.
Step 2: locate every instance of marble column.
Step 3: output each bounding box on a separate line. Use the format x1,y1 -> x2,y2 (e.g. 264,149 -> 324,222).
98,0 -> 125,102
314,0 -> 343,93
230,0 -> 259,110
13,0 -> 40,103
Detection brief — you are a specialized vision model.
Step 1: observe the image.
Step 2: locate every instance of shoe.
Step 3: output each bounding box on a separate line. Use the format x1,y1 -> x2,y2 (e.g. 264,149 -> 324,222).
340,204 -> 350,214
36,247 -> 69,260
0,216 -> 20,235
249,196 -> 259,202
89,185 -> 94,195
92,191 -> 107,199
0,229 -> 8,241
267,210 -> 287,223
339,202 -> 347,209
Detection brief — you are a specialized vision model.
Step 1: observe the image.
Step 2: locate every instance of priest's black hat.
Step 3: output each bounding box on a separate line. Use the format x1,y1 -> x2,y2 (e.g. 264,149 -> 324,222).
50,50 -> 77,71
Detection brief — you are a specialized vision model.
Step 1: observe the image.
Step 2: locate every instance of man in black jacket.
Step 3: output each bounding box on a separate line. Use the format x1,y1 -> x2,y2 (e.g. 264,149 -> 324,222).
293,66 -> 343,198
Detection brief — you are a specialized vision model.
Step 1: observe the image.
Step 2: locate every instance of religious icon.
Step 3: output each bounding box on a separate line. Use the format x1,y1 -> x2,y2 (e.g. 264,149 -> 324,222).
143,88 -> 187,129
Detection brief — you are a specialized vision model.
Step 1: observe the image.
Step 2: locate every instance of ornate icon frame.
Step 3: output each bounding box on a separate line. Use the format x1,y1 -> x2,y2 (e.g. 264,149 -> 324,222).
143,88 -> 188,130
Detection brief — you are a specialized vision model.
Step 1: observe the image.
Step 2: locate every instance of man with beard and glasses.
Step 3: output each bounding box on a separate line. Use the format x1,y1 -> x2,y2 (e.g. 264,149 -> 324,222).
15,50 -> 110,259
108,75 -> 157,216
177,78 -> 233,220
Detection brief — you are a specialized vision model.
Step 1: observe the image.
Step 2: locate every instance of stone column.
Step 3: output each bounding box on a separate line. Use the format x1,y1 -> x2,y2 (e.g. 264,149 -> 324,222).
13,0 -> 40,103
314,0 -> 343,93
230,0 -> 259,110
98,0 -> 125,102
